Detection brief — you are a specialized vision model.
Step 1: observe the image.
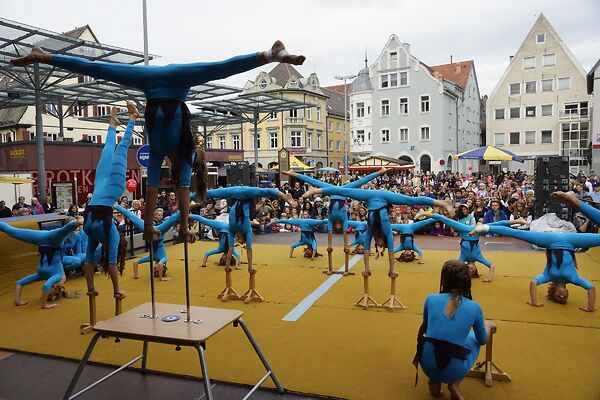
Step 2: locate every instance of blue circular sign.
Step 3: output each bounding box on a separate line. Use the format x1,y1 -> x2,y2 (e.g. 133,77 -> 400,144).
136,144 -> 150,168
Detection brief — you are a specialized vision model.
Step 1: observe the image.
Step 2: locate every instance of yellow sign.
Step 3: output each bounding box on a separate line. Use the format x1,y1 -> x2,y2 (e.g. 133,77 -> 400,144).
227,154 -> 244,161
10,149 -> 25,159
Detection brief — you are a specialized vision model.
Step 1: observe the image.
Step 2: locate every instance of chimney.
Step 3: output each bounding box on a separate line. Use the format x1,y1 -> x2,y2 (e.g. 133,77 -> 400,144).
509,55 -> 514,62
450,54 -> 453,64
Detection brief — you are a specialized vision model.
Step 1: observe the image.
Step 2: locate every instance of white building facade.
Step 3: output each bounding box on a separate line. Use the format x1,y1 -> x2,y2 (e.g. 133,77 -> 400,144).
487,14 -> 592,174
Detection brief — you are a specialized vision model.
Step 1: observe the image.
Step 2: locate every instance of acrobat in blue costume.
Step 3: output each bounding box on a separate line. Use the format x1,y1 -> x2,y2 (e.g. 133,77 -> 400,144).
115,205 -> 181,281
0,220 -> 78,308
78,227 -> 102,268
428,213 -> 522,282
190,214 -> 241,268
274,218 -> 327,260
391,219 -> 435,264
61,223 -> 83,273
12,43 -> 305,244
348,220 -> 368,250
80,105 -> 137,301
473,223 -> 600,311
288,169 -> 386,273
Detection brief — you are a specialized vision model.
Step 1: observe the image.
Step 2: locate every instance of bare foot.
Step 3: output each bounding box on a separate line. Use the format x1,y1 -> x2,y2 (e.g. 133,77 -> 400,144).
200,264 -> 207,268
114,290 -> 127,300
15,300 -> 28,306
235,265 -> 243,270
414,209 -> 430,220
225,266 -> 234,273
290,255 -> 296,258
126,100 -> 140,120
281,192 -> 297,209
143,226 -> 161,241
42,303 -> 59,309
179,229 -> 196,244
527,301 -> 544,307
418,259 -> 425,264
282,169 -> 296,177
442,199 -> 455,217
428,381 -> 443,398
160,277 -> 171,281
109,106 -> 120,128
448,383 -> 464,400
267,40 -> 306,65
579,306 -> 596,312
10,46 -> 52,67
551,191 -> 580,208
514,217 -> 528,225
248,267 -> 257,274
482,278 -> 492,283
132,275 -> 140,279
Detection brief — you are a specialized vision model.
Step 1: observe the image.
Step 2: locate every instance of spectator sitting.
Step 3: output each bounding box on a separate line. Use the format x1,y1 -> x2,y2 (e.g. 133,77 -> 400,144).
12,196 -> 29,215
29,197 -> 44,215
67,204 -> 79,217
590,182 -> 600,204
573,195 -> 598,233
483,200 -> 507,224
42,197 -> 56,214
16,207 -> 31,216
0,200 -> 13,218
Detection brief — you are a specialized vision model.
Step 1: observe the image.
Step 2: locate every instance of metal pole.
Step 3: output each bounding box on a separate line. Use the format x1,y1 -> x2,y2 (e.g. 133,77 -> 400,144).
57,98 -> 64,138
184,240 -> 191,321
148,239 -> 156,318
253,109 -> 259,186
343,78 -> 349,182
142,0 -> 149,66
34,63 -> 47,203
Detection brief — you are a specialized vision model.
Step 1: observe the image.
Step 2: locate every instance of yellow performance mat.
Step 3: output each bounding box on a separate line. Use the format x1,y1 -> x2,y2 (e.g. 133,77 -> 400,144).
0,238 -> 599,400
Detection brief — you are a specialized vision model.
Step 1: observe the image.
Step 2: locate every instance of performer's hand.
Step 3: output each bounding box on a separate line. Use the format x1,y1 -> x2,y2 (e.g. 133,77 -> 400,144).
526,301 -> 544,307
283,169 -> 296,177
579,306 -> 596,312
362,270 -> 371,277
378,167 -> 390,176
87,288 -> 98,297
114,290 -> 127,300
109,106 -> 120,128
248,267 -> 257,274
388,270 -> 398,279
179,228 -> 196,244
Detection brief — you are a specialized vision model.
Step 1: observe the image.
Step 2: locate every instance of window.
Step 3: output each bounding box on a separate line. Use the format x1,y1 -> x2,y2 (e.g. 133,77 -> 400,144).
399,97 -> 409,115
399,71 -> 408,86
259,79 -> 268,89
558,77 -> 571,90
525,81 -> 536,93
367,106 -> 371,115
541,79 -> 553,92
399,128 -> 408,142
336,141 -> 341,151
525,106 -> 536,118
45,132 -> 58,141
269,131 -> 278,149
316,132 -> 322,149
336,122 -> 341,132
541,130 -> 553,144
250,131 -> 261,149
328,121 -> 333,131
509,83 -> 520,95
510,107 -> 520,118
83,75 -> 94,83
289,109 -> 298,118
316,107 -> 321,122
232,135 -> 240,150
381,74 -> 389,88
509,132 -> 520,145
494,133 -> 505,146
381,129 -> 390,143
269,111 -> 277,120
356,130 -> 365,144
494,109 -> 505,120
328,139 -> 333,150
291,131 -> 302,147
356,102 -> 365,118
97,105 -> 110,116
564,102 -> 589,117
307,132 -> 312,148
561,122 -> 589,160
390,73 -> 398,87
206,136 -> 212,149
543,53 -> 556,67
541,104 -> 553,116
306,108 -> 312,120
420,95 -> 430,113
525,131 -> 536,144
218,136 -> 225,149
523,56 -> 535,70
133,136 -> 143,146
390,51 -> 397,61
536,33 -> 546,44
381,99 -> 390,116
74,105 -> 86,117
420,126 -> 430,141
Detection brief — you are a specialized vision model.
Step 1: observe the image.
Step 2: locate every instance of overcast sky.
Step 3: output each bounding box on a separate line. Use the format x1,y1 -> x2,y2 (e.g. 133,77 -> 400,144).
3,0 -> 600,96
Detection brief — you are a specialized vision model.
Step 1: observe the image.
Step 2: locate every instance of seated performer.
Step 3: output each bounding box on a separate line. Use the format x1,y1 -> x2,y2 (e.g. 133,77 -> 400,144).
415,210 -> 526,282
12,42 -> 305,244
79,102 -> 138,300
274,216 -> 327,260
61,217 -> 83,273
470,222 -> 600,311
391,219 -> 436,264
414,260 -> 496,400
115,205 -> 181,281
0,219 -> 80,308
190,214 -> 241,269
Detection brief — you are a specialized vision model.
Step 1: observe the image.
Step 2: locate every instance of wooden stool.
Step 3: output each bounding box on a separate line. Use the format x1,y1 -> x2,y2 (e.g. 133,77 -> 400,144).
218,267 -> 241,302
242,272 -> 264,304
343,247 -> 354,276
324,247 -> 335,275
114,296 -> 123,316
467,327 -> 511,387
80,291 -> 98,335
380,276 -> 405,311
354,272 -> 379,309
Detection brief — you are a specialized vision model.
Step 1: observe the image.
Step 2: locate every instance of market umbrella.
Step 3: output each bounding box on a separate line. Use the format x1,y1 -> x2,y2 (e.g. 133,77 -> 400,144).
452,146 -> 524,162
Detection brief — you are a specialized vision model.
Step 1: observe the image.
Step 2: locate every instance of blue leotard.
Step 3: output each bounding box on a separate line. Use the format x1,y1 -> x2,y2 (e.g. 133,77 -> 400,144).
320,187 -> 435,251
0,221 -> 78,292
275,218 -> 326,251
190,215 -> 241,261
61,230 -> 83,272
83,120 -> 135,265
49,53 -> 260,187
294,172 -> 380,231
348,220 -> 368,246
391,219 -> 435,257
420,293 -> 488,384
78,229 -> 102,266
578,201 -> 600,227
485,225 -> 600,289
115,206 -> 180,265
207,187 -> 280,249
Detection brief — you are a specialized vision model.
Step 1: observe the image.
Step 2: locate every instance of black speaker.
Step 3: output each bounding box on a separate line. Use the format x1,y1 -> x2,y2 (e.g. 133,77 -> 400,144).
226,164 -> 255,186
534,156 -> 571,220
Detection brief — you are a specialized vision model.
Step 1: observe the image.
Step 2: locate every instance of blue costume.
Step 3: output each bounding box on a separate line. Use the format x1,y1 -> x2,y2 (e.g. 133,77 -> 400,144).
275,218 -> 327,252
190,215 -> 241,262
78,229 -> 102,266
482,225 -> 600,289
293,172 -> 380,231
431,215 -> 510,268
0,221 -> 78,292
115,206 -> 181,266
206,187 -> 281,249
61,231 -> 83,272
348,220 -> 368,247
83,119 -> 135,266
319,187 -> 435,251
419,293 -> 488,384
391,219 -> 435,257
48,53 -> 261,188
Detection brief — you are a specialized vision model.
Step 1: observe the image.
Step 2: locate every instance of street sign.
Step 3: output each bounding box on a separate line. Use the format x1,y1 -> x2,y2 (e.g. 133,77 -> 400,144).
136,144 -> 150,168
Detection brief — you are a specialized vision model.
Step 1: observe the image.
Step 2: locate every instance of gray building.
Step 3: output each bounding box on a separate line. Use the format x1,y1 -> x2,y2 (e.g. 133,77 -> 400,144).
588,59 -> 600,174
350,35 -> 481,173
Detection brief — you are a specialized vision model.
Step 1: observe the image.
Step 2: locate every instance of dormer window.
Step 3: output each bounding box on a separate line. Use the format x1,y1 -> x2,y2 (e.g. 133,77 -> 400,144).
390,51 -> 397,61
259,79 -> 268,89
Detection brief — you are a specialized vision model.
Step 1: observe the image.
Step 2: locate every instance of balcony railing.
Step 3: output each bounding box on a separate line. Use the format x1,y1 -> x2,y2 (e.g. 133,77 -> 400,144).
559,109 -> 589,121
285,117 -> 305,125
